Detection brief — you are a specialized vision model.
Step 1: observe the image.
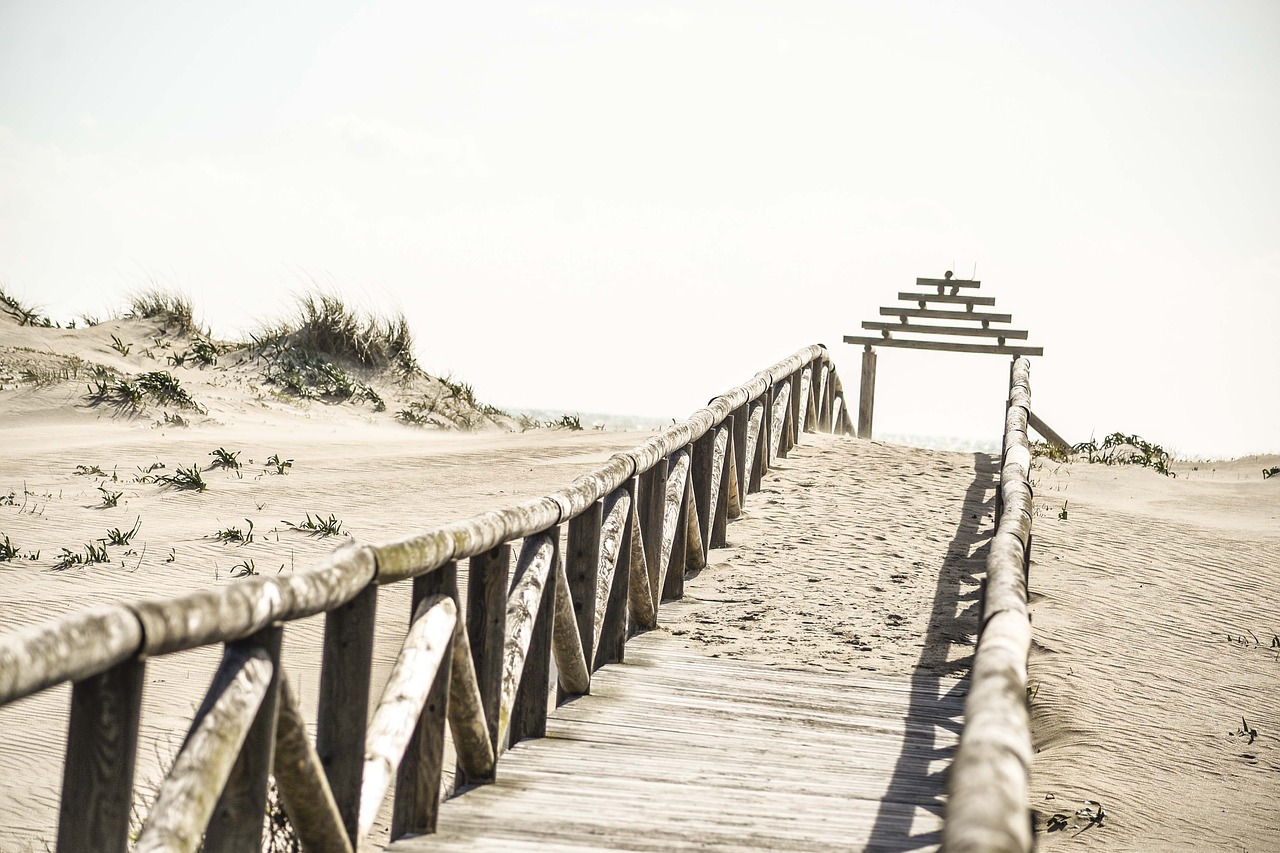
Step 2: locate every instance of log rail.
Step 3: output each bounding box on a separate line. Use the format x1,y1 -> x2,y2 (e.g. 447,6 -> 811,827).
944,356 -> 1035,853
0,344 -> 854,853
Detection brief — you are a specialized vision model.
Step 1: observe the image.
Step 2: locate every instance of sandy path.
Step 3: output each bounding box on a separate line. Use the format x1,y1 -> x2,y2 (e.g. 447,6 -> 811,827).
1027,459 -> 1280,852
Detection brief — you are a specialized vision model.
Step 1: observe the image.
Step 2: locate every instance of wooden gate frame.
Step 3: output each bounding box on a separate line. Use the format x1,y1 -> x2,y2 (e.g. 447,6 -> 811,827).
843,275 -> 1044,439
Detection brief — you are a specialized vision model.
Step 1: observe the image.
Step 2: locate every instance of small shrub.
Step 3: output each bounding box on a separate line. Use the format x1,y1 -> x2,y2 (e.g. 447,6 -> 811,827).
285,512 -> 345,537
75,464 -> 105,476
1074,432 -> 1175,477
551,413 -> 583,431
0,535 -> 20,561
109,334 -> 131,356
230,558 -> 258,578
155,464 -> 207,492
99,485 -> 123,508
101,517 -> 141,546
135,371 -> 203,411
213,519 -> 254,545
209,447 -> 241,470
266,454 -> 293,475
52,541 -> 110,571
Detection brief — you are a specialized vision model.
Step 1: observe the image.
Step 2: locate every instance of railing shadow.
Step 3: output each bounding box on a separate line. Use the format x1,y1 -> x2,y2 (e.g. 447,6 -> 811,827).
864,452 -> 999,852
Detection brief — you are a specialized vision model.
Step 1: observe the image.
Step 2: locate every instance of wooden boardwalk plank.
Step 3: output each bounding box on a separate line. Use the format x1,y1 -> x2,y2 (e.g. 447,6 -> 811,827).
392,634 -> 962,852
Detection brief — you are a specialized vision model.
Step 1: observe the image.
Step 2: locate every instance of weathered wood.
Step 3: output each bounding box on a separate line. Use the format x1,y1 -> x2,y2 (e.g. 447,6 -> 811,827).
595,485 -> 633,667
684,477 -> 706,572
744,402 -> 764,495
730,404 -> 749,513
862,320 -> 1029,340
443,612 -> 495,783
547,454 -> 635,521
132,541 -> 376,656
57,656 -> 146,853
858,346 -> 876,440
0,605 -> 142,706
393,564 -> 458,840
134,646 -> 274,853
594,491 -> 628,653
1027,409 -> 1071,451
769,381 -> 791,461
916,276 -> 981,288
274,674 -> 354,853
317,583 -> 378,844
461,544 -> 510,784
945,354 -> 1033,853
499,534 -> 556,749
797,365 -> 813,437
817,363 -> 832,432
552,541 -> 591,697
563,505 -> 602,699
204,624 -> 284,853
638,458 -> 668,614
690,429 -> 715,557
509,539 -> 557,748
359,596 -> 456,842
880,306 -> 1012,324
944,611 -> 1032,853
787,369 -> 803,452
627,489 -> 656,631
708,424 -> 730,547
659,450 -> 691,601
895,291 -> 997,306
842,335 -> 1044,356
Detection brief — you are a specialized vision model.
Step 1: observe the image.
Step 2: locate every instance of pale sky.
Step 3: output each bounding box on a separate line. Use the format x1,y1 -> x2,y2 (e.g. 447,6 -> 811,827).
2,1 -> 1277,457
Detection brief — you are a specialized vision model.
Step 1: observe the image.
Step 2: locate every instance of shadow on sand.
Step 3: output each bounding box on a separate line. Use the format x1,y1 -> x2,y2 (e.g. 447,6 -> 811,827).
864,452 -> 999,852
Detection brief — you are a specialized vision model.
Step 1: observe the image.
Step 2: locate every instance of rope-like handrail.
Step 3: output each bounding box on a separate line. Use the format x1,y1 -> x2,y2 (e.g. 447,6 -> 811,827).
0,343 -> 853,852
944,356 -> 1035,853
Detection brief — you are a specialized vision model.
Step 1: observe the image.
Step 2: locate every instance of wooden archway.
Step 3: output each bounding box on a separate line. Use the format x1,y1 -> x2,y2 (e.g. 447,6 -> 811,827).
843,274 -> 1045,440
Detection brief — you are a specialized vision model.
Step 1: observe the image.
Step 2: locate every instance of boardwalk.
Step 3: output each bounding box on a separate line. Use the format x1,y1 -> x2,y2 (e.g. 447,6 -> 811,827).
397,435 -> 996,852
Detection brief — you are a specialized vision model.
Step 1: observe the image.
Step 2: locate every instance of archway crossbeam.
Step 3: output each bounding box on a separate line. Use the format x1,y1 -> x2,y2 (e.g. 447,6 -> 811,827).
843,276 -> 1043,357
843,274 -> 1045,438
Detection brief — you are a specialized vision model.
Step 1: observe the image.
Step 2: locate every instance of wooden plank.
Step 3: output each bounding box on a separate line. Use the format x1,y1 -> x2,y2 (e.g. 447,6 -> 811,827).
879,306 -> 1012,324
204,625 -> 284,853
274,674 -> 353,853
361,597 -> 456,842
861,321 -> 1029,340
1027,409 -> 1071,451
843,335 -> 1043,356
594,487 -> 631,668
135,645 -> 273,853
895,291 -> 996,306
461,544 -> 509,785
564,504 -> 603,694
916,276 -> 980,289
393,566 -> 459,839
57,657 -> 146,853
316,584 -> 378,845
857,346 -> 876,440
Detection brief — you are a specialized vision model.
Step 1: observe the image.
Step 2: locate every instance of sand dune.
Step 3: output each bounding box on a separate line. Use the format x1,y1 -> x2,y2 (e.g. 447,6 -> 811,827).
2,302 -> 1278,851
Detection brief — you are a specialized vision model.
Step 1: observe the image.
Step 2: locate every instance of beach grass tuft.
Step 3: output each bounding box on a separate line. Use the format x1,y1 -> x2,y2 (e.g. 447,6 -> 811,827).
126,288 -> 198,334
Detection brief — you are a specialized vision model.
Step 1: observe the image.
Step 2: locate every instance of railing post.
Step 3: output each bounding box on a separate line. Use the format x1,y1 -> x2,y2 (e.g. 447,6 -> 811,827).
749,401 -> 766,494
596,487 -> 633,666
317,585 -> 378,844
204,623 -> 283,853
731,405 -> 749,512
662,459 -> 689,603
57,657 -> 146,853
392,562 -> 458,838
509,530 -> 558,746
712,422 -> 733,546
638,458 -> 668,617
788,370 -> 803,450
858,346 -> 877,439
804,361 -> 820,432
691,429 -> 715,554
564,508 -> 602,697
760,388 -> 773,473
460,545 -> 509,786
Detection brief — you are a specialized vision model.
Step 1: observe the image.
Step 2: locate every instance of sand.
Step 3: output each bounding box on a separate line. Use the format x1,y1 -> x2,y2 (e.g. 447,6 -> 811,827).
2,307 -> 1278,851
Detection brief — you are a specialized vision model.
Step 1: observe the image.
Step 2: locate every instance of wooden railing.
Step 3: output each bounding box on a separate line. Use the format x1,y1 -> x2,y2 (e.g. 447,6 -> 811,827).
944,356 -> 1035,853
0,344 -> 853,853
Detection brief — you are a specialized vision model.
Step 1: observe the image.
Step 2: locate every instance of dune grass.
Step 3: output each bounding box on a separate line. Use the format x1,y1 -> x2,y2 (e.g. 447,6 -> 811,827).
126,289 -> 198,334
0,285 -> 52,327
256,293 -> 418,374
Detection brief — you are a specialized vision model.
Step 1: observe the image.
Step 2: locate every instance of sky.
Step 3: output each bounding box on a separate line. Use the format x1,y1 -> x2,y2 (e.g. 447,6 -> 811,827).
1,1 -> 1277,458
